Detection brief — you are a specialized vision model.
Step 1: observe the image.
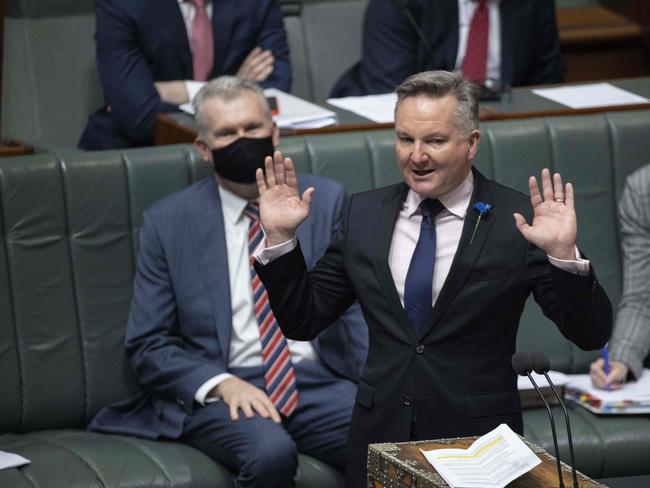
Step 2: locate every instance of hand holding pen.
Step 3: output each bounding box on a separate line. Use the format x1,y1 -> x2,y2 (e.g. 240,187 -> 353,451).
589,346 -> 629,390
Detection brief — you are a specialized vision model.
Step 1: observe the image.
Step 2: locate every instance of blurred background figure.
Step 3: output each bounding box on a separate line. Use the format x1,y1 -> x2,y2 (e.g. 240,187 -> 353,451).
331,0 -> 564,97
78,0 -> 291,150
590,164 -> 650,390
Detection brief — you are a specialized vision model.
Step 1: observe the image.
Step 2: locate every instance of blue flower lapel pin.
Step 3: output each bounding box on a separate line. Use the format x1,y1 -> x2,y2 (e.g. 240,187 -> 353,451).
469,202 -> 493,245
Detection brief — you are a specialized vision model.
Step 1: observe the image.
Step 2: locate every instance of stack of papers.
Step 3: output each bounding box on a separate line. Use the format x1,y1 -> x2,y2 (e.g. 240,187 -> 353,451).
516,370 -> 568,391
532,83 -> 649,109
180,88 -> 338,129
564,368 -> 650,414
420,424 -> 541,488
327,93 -> 397,123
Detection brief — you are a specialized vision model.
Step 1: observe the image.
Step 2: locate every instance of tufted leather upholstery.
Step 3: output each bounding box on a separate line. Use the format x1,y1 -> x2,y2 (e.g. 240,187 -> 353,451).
2,111 -> 650,485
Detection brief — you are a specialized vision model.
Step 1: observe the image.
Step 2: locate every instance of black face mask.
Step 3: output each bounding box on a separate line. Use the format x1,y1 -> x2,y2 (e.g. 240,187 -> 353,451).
211,136 -> 275,184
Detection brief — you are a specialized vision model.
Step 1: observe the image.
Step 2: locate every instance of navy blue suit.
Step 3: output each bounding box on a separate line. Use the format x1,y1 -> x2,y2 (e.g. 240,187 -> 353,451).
79,0 -> 291,150
331,0 -> 564,97
89,174 -> 367,486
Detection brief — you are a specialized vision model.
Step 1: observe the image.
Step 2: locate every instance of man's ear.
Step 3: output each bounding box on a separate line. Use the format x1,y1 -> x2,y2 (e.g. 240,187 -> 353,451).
272,122 -> 280,148
467,129 -> 481,160
195,137 -> 212,162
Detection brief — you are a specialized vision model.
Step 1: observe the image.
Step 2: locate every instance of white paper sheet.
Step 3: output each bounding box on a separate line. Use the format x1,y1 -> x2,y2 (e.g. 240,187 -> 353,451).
517,370 -> 569,391
420,424 -> 541,488
532,83 -> 649,109
0,451 -> 30,471
327,93 -> 398,123
180,89 -> 338,129
564,368 -> 650,414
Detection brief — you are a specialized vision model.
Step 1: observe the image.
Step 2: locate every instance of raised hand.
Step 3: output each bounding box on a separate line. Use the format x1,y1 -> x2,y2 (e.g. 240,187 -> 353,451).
513,168 -> 577,260
256,151 -> 314,246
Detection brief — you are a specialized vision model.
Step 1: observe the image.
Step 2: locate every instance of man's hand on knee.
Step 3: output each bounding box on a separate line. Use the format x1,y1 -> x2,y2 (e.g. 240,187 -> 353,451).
212,377 -> 281,423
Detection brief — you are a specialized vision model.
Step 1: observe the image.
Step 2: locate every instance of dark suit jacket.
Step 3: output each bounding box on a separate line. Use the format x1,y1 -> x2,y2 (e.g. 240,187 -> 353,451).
79,0 -> 291,150
88,174 -> 367,440
331,0 -> 564,97
256,169 -> 612,487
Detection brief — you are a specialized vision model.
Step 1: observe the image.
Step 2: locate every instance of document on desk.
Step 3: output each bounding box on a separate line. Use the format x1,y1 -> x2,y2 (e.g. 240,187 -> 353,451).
532,82 -> 649,109
0,450 -> 30,471
565,368 -> 650,414
420,424 -> 541,488
327,93 -> 397,123
180,89 -> 337,129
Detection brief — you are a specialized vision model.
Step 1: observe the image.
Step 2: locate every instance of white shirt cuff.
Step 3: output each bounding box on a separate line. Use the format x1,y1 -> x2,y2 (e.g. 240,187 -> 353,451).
547,246 -> 589,276
184,80 -> 206,103
253,237 -> 297,265
194,372 -> 234,405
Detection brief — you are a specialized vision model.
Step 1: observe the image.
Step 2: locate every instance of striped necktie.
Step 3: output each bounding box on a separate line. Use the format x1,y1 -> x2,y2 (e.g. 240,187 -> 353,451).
244,203 -> 299,417
461,0 -> 489,83
191,0 -> 214,81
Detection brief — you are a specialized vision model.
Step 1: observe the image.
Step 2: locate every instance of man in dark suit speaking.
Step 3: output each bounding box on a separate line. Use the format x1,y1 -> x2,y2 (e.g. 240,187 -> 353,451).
253,71 -> 612,487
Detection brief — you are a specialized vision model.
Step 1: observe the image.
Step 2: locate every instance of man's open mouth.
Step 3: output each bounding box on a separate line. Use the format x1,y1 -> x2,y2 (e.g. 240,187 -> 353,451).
412,169 -> 435,176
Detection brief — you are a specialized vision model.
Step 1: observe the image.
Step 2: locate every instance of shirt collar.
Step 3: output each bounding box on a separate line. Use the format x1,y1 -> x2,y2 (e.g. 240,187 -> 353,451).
405,170 -> 474,219
218,182 -> 252,225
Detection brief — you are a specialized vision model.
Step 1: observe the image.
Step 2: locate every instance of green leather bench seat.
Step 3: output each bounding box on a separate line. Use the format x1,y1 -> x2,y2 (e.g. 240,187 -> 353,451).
2,110 -> 650,486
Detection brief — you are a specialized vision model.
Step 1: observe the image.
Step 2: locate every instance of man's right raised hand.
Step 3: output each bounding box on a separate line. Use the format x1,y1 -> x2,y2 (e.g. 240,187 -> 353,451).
256,151 -> 315,246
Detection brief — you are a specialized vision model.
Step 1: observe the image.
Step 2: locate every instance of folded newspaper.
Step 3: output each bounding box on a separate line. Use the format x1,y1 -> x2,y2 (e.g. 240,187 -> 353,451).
420,424 -> 541,488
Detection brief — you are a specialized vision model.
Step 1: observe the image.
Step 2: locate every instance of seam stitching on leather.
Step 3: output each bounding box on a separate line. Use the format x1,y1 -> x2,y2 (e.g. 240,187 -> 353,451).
0,163 -> 28,431
28,432 -> 107,488
17,464 -> 39,488
115,436 -> 174,486
58,157 -> 90,423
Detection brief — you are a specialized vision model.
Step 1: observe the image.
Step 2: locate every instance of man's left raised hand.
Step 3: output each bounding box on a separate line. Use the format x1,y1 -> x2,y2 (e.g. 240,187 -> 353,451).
513,168 -> 577,260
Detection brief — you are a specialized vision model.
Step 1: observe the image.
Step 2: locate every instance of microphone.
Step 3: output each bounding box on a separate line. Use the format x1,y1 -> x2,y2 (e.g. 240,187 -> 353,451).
511,352 -> 565,488
393,0 -> 434,58
531,352 -> 579,488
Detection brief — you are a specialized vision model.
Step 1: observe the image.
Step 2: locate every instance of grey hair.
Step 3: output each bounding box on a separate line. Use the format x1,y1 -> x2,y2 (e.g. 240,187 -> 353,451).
395,70 -> 479,135
192,76 -> 272,138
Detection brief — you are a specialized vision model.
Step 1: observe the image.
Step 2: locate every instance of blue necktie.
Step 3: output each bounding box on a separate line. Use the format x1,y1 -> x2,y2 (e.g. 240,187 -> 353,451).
404,199 -> 444,337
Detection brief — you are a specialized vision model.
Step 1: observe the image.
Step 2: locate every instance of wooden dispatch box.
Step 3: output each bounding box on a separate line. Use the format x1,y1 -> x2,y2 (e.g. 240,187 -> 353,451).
367,435 -> 608,488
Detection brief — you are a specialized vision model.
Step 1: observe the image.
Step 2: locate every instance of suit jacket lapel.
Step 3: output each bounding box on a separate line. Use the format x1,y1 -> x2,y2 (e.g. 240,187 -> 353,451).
368,184 -> 417,342
499,0 -> 516,87
421,169 -> 496,338
185,179 -> 232,361
158,0 -> 193,78
211,0 -> 236,77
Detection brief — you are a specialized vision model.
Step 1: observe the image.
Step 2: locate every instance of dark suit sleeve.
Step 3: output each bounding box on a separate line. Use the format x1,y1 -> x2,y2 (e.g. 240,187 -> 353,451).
528,0 -> 564,84
256,0 -> 291,91
95,0 -> 165,144
124,211 -> 224,413
528,245 -> 612,350
256,202 -> 357,342
351,0 -> 421,95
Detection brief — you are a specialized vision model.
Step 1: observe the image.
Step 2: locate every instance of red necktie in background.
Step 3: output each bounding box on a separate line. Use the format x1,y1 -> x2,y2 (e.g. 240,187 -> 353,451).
191,0 -> 214,81
244,204 -> 299,417
461,0 -> 489,83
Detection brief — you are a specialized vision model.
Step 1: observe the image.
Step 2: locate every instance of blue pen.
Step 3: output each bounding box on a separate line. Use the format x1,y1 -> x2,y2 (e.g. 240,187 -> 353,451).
603,343 -> 610,391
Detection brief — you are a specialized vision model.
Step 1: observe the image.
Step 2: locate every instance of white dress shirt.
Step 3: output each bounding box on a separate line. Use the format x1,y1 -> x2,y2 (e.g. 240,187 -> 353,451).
455,0 -> 502,88
257,171 -> 590,314
390,172 -> 589,307
178,0 -> 213,101
194,184 -> 317,405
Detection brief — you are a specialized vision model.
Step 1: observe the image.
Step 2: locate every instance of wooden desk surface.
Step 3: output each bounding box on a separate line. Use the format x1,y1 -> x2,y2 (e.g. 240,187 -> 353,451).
368,436 -> 607,488
155,77 -> 650,145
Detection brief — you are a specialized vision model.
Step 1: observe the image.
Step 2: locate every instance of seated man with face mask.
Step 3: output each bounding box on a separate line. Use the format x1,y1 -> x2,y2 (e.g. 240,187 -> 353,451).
87,76 -> 367,488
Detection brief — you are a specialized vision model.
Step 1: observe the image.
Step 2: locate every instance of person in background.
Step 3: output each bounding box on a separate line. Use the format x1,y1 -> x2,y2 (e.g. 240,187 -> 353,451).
331,0 -> 563,97
88,77 -> 367,488
79,0 -> 291,150
590,164 -> 650,389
